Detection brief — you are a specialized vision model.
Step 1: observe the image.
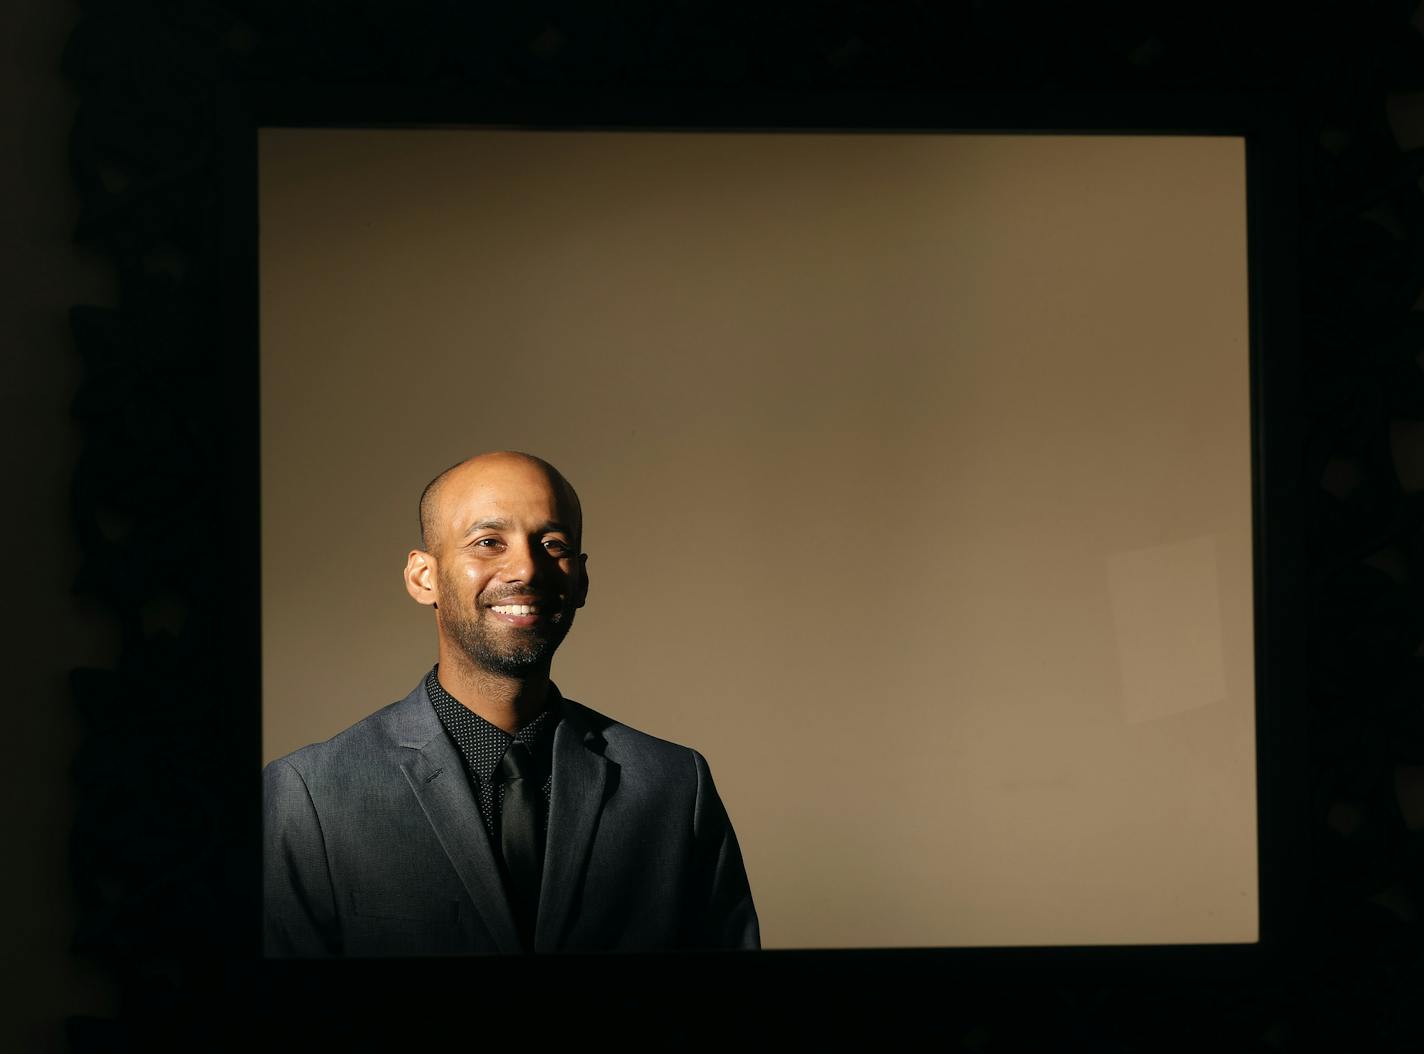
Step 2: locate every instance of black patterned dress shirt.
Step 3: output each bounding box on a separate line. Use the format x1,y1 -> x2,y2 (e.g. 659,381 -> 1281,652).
424,666 -> 557,845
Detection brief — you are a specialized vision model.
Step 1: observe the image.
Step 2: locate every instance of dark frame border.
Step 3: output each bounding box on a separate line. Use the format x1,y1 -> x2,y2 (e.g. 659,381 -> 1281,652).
221,84 -> 1302,1002
64,6 -> 1424,1046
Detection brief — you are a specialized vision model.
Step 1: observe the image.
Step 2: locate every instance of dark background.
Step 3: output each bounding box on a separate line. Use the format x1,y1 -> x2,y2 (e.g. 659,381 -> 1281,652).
6,1 -> 1424,1049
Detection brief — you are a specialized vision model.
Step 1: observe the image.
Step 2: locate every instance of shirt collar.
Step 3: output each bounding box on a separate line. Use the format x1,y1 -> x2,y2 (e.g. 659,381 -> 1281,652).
424,666 -> 560,784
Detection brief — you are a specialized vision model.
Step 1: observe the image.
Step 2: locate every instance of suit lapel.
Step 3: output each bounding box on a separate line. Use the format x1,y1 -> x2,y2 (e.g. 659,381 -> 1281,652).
536,700 -> 610,951
389,682 -> 522,955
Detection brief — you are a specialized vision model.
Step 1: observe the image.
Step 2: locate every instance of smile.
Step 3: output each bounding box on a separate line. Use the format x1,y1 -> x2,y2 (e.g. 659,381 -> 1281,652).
490,604 -> 538,615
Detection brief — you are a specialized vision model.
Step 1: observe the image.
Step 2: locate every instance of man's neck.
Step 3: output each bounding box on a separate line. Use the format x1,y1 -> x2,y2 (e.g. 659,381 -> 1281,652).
435,649 -> 551,735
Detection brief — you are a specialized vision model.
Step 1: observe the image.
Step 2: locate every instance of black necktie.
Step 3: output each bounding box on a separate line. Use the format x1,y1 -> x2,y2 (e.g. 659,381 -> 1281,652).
497,741 -> 543,951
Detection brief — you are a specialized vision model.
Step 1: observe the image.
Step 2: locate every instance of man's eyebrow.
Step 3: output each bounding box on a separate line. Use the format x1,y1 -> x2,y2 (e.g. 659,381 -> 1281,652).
463,518 -> 512,537
462,518 -> 575,537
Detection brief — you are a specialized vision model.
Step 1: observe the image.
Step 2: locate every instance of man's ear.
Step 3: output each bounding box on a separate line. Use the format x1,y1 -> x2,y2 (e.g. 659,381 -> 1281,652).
405,549 -> 439,607
575,552 -> 589,609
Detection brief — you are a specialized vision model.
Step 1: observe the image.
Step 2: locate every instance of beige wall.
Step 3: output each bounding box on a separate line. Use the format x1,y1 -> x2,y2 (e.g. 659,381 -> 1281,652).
260,129 -> 1256,948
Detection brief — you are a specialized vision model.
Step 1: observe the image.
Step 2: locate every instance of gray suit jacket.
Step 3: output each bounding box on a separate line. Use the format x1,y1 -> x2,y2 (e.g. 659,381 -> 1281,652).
263,676 -> 760,956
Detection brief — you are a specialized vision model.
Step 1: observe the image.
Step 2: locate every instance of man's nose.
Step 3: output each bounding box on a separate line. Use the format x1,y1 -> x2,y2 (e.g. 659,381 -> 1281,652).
500,539 -> 554,583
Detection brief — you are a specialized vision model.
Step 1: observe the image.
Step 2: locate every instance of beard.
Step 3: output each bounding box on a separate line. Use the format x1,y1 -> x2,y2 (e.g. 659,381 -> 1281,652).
438,573 -> 575,677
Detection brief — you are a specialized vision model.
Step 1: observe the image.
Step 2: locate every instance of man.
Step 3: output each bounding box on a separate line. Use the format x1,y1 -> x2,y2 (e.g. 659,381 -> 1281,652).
263,451 -> 759,956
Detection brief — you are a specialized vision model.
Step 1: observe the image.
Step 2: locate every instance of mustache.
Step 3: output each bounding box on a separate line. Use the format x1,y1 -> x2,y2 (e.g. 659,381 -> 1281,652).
482,592 -> 562,605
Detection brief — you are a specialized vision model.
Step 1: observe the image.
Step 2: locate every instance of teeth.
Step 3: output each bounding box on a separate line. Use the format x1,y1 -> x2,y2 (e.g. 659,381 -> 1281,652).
491,604 -> 536,616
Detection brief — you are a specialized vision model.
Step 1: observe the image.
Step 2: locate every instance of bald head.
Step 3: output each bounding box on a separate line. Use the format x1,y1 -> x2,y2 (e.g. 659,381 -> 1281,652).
418,451 -> 583,555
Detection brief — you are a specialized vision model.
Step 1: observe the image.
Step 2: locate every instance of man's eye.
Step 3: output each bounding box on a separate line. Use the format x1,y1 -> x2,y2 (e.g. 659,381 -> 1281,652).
474,538 -> 503,548
543,540 -> 571,553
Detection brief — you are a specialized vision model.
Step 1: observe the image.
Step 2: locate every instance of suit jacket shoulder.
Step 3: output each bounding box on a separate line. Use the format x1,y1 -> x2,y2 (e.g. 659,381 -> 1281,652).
558,698 -> 703,770
269,690 -> 438,783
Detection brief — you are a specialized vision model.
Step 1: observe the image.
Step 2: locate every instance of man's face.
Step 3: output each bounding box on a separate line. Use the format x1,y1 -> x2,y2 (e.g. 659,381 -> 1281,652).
429,458 -> 587,677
